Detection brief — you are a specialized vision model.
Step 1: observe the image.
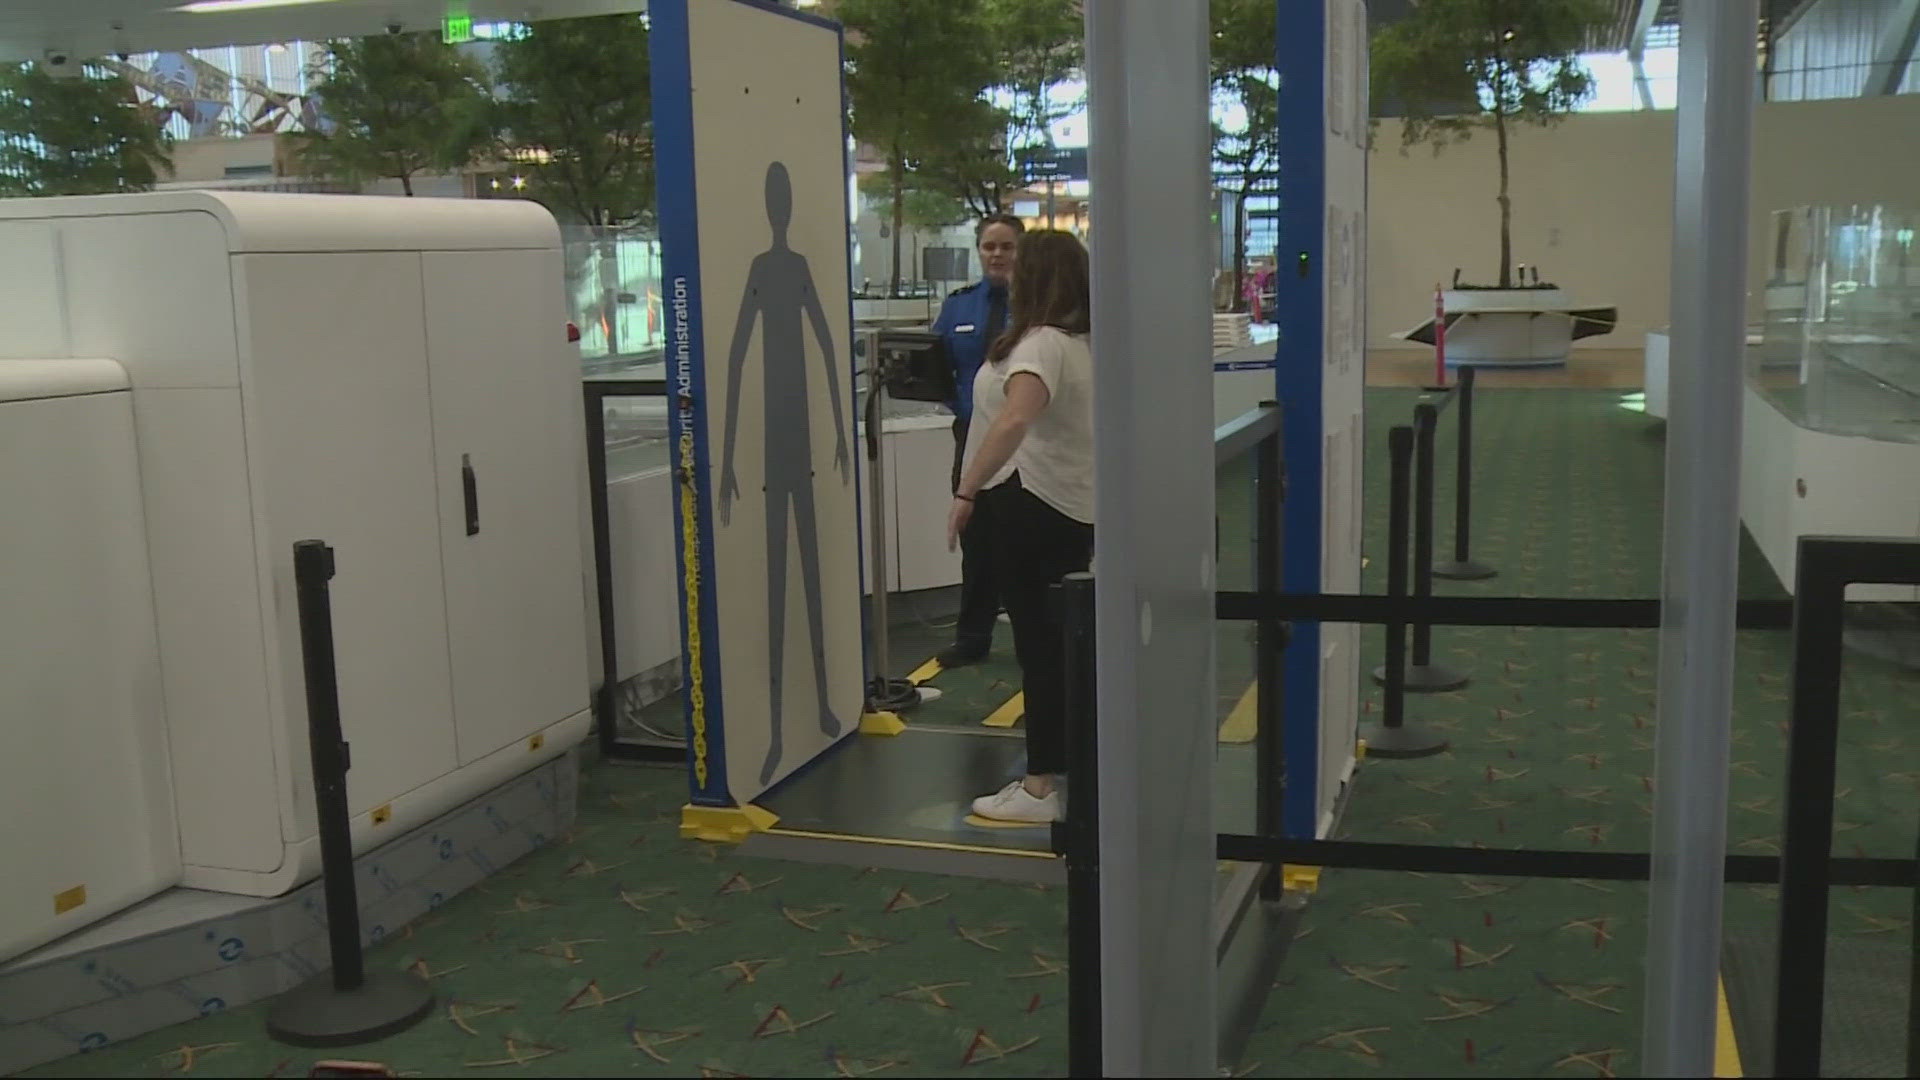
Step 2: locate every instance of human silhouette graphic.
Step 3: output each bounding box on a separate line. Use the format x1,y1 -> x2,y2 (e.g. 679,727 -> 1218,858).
719,160 -> 852,787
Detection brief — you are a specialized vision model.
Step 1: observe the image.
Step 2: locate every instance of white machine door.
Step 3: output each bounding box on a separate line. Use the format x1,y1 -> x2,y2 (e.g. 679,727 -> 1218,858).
421,249 -> 592,764
0,368 -> 180,961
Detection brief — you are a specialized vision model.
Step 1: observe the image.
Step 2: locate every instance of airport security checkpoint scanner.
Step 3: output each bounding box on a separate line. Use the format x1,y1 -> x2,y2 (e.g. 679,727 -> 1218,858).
860,328 -> 954,713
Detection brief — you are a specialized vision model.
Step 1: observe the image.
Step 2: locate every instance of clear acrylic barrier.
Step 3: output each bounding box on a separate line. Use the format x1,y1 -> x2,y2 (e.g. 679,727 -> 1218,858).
1755,206 -> 1920,443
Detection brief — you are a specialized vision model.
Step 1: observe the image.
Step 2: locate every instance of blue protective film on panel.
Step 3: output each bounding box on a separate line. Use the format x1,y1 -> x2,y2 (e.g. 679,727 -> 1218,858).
1274,0 -> 1328,839
649,0 -> 731,806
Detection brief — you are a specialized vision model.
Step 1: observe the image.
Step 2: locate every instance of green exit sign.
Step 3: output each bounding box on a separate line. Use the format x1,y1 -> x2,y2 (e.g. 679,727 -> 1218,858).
443,14 -> 474,43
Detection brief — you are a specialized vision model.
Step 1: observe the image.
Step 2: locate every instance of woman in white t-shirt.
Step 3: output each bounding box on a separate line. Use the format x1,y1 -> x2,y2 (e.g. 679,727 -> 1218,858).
946,230 -> 1095,824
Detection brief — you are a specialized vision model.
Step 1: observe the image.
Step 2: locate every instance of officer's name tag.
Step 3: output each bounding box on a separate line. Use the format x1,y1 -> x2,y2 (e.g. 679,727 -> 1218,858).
955,324 -> 976,333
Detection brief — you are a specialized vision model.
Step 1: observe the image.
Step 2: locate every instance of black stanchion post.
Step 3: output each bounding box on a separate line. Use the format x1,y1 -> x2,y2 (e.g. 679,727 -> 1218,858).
1400,404 -> 1469,693
1361,430 -> 1448,759
1910,806 -> 1920,1080
1435,367 -> 1496,581
1254,422 -> 1284,902
1771,544 -> 1848,1078
266,541 -> 435,1048
1055,572 -> 1101,1078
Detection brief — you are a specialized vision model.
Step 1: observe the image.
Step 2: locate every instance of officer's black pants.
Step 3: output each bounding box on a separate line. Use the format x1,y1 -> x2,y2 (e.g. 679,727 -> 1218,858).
950,418 -> 999,652
978,473 -> 1093,777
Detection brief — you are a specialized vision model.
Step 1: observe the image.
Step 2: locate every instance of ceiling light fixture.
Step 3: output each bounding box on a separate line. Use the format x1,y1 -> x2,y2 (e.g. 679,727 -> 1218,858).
173,0 -> 344,14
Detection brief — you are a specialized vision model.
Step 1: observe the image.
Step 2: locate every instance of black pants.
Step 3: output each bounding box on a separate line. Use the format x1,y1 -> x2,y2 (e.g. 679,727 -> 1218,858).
979,474 -> 1094,776
950,418 -> 999,652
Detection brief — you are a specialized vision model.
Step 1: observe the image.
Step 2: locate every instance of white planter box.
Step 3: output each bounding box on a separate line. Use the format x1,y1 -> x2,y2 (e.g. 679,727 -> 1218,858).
1400,287 -> 1618,367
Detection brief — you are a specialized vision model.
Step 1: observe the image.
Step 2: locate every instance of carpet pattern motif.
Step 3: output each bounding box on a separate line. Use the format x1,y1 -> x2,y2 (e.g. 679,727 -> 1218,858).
18,389 -> 1916,1079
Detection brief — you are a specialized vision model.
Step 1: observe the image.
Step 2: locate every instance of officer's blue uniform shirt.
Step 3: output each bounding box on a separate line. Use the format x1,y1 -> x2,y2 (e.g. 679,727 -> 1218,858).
931,278 -> 1009,424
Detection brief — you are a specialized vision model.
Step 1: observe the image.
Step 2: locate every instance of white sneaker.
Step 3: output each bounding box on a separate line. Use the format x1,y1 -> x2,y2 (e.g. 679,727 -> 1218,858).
971,780 -> 1061,823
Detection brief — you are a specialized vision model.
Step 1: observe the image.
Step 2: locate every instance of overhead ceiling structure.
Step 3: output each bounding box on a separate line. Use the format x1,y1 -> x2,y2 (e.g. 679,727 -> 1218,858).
0,0 -> 647,64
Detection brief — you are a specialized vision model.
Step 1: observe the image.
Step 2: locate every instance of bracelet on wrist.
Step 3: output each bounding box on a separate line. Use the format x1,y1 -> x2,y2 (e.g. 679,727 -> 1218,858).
954,492 -> 975,503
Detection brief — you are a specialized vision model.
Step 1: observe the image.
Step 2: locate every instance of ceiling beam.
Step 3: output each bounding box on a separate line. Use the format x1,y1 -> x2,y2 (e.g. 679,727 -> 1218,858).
1628,0 -> 1662,109
1869,0 -> 1920,94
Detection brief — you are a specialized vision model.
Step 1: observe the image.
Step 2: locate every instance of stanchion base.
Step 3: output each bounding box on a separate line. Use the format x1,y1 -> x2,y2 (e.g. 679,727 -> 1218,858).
1371,663 -> 1471,694
266,969 -> 435,1048
1358,721 -> 1450,759
866,677 -> 920,714
1432,559 -> 1497,581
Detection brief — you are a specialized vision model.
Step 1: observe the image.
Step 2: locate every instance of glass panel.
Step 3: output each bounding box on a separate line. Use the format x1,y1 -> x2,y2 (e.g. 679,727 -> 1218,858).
563,225 -> 667,374
1753,205 -> 1920,442
1213,445 -> 1260,842
595,389 -> 681,750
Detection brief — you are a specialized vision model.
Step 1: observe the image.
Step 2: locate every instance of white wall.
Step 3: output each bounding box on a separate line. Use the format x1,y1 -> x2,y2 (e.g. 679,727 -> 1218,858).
1367,93 -> 1920,348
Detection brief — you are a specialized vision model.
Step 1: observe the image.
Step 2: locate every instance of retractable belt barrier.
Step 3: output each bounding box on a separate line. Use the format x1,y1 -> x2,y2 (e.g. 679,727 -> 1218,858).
1056,398 -> 1920,1077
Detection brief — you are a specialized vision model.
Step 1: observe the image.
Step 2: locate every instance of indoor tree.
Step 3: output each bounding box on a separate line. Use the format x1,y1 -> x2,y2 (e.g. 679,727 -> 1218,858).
1371,0 -> 1610,289
291,31 -> 493,196
492,14 -> 654,355
839,0 -> 997,295
0,62 -> 174,196
987,0 -> 1083,224
912,96 -> 1019,221
1210,0 -> 1282,310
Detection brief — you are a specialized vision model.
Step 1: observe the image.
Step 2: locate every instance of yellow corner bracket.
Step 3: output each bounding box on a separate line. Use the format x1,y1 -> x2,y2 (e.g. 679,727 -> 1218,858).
860,711 -> 907,736
680,803 -> 778,843
1282,864 -> 1322,894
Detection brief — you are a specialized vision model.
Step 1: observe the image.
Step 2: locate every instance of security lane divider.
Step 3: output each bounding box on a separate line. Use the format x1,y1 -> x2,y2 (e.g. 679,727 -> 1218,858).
1214,592 -> 1796,630
1057,524 -> 1920,1076
1771,536 -> 1920,1079
1432,367 -> 1495,581
1362,425 -> 1446,758
1053,404 -> 1289,1073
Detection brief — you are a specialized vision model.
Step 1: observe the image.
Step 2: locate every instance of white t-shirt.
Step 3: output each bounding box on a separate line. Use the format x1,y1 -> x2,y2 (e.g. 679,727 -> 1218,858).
961,325 -> 1094,524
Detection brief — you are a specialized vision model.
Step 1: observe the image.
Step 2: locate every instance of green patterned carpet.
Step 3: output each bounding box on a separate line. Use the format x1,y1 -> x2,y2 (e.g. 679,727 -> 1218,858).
20,388 -> 1917,1078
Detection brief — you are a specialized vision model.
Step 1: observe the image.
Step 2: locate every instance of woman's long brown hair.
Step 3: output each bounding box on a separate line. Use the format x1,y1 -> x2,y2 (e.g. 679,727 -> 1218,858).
987,229 -> 1090,364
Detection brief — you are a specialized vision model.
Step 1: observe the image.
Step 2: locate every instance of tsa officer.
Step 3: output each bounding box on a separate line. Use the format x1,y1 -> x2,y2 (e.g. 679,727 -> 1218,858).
929,213 -> 1023,668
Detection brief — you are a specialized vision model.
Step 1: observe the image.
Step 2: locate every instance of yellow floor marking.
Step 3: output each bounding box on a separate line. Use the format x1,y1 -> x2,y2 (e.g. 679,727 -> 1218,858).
1219,681 -> 1259,744
983,692 -> 1025,728
761,827 -> 1056,859
906,657 -> 943,685
1715,973 -> 1743,1077
962,814 -> 1051,830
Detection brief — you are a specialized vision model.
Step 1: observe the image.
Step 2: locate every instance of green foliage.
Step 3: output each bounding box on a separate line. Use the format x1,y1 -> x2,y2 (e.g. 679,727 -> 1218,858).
1209,0 -> 1281,186
988,0 -> 1084,152
1370,0 -> 1611,287
840,0 -> 1001,289
858,170 -> 970,233
0,63 -> 174,197
492,14 -> 654,238
1373,0 -> 1606,148
291,32 -> 493,195
1210,0 -> 1281,308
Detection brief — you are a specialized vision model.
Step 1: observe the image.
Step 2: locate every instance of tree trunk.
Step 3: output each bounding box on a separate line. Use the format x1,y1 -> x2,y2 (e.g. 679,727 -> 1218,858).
889,148 -> 906,298
401,172 -> 414,197
1494,105 -> 1512,290
1231,189 -> 1249,312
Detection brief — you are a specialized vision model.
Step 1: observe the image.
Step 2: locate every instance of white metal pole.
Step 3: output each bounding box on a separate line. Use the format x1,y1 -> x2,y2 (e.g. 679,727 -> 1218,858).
1643,0 -> 1759,1074
1084,1 -> 1217,1074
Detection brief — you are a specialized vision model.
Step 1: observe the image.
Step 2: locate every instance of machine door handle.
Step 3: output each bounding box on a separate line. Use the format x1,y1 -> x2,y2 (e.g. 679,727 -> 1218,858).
462,454 -> 480,536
